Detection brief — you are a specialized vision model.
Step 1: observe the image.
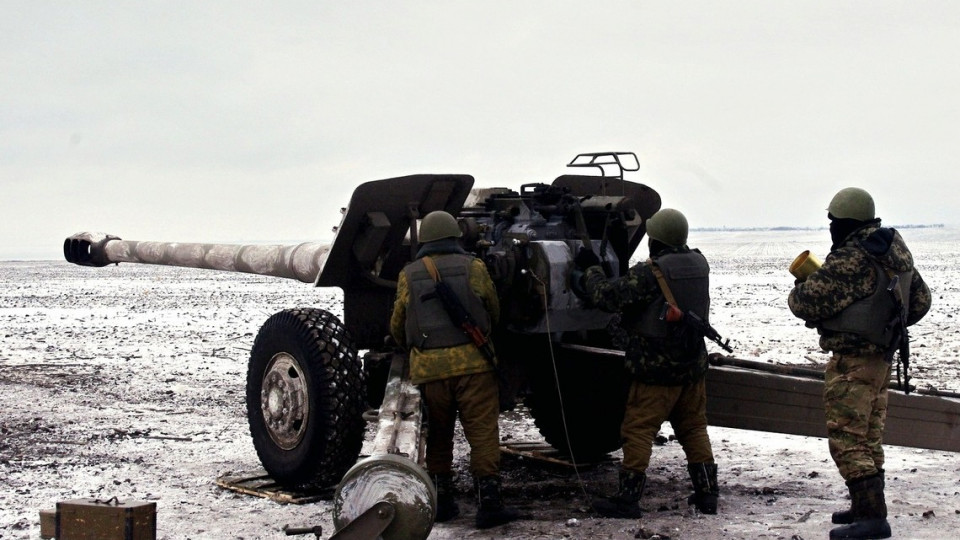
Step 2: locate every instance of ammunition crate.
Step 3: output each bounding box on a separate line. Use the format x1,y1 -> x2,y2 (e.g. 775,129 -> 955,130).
39,509 -> 55,539
55,498 -> 156,540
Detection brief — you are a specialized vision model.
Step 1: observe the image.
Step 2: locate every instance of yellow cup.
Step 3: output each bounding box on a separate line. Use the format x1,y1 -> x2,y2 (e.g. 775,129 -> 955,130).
789,250 -> 822,280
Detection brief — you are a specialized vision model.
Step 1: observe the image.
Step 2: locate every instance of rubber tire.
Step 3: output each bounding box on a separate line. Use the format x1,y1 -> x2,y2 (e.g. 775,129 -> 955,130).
246,308 -> 366,489
524,339 -> 630,460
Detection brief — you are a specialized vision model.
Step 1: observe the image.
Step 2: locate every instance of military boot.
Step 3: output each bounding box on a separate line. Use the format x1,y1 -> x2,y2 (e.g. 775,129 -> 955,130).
592,469 -> 646,519
474,475 -> 520,529
432,473 -> 460,522
686,462 -> 719,514
832,469 -> 884,525
829,474 -> 891,539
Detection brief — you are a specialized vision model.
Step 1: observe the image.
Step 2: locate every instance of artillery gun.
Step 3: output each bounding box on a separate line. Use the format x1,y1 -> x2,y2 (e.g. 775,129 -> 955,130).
64,152 -> 657,533
64,151 -> 960,537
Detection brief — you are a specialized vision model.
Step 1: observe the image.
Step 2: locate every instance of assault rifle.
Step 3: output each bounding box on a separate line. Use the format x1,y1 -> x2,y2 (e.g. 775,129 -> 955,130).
423,279 -> 497,362
884,274 -> 911,394
422,277 -> 516,411
660,303 -> 734,353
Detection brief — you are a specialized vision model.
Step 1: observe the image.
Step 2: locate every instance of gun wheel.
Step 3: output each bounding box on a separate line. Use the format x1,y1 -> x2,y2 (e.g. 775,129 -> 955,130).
246,308 -> 366,489
524,339 -> 630,460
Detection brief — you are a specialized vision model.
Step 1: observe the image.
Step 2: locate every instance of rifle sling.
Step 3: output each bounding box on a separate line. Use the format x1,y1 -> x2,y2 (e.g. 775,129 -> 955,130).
422,255 -> 442,283
420,256 -> 499,370
647,258 -> 680,308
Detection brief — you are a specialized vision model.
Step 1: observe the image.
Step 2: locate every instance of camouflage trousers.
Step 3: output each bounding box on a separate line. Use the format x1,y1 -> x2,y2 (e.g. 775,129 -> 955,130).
824,352 -> 891,481
621,378 -> 715,473
421,371 -> 500,478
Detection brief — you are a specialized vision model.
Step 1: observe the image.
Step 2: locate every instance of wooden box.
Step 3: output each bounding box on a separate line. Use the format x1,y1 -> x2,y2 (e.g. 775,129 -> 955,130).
39,509 -> 56,539
56,498 -> 156,540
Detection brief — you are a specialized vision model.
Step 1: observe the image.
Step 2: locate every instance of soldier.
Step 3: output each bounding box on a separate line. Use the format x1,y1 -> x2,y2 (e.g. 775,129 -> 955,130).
788,187 -> 930,540
573,208 -> 719,518
389,210 -> 519,529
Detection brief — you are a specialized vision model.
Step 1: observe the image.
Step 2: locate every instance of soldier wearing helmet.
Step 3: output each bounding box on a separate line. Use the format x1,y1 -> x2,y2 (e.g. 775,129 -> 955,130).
788,187 -> 931,539
389,210 -> 519,529
573,208 -> 719,518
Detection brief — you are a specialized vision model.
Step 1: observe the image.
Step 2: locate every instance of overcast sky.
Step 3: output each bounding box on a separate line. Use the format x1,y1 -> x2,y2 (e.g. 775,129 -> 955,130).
3,1 -> 958,260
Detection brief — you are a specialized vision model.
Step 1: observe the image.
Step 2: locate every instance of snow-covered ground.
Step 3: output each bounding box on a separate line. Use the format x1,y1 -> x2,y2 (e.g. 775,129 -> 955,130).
2,227 -> 958,539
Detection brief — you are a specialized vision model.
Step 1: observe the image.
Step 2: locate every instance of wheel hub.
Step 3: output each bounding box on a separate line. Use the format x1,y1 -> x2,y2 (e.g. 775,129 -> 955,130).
260,352 -> 309,450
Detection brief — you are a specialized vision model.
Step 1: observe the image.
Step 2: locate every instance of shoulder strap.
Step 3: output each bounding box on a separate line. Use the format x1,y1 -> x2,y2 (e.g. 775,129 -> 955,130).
421,256 -> 441,282
647,258 -> 679,307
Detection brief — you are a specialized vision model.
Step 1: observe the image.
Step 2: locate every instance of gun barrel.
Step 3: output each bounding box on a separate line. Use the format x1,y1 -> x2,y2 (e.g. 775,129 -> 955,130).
63,232 -> 329,284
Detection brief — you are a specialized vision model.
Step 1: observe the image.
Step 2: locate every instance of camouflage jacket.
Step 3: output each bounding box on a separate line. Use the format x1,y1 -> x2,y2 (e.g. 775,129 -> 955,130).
390,246 -> 500,385
582,246 -> 709,386
788,224 -> 931,356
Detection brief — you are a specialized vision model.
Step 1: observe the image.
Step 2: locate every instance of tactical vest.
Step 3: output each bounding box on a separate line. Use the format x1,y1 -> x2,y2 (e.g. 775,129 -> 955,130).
404,254 -> 491,350
635,251 -> 711,339
820,260 -> 912,347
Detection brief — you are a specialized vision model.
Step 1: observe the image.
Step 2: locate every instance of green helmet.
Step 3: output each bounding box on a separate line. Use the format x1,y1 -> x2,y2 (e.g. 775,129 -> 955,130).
827,187 -> 875,221
646,208 -> 688,247
419,210 -> 462,243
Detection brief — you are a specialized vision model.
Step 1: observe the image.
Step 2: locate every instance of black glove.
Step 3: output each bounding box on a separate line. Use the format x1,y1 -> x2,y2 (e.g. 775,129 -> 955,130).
574,247 -> 601,270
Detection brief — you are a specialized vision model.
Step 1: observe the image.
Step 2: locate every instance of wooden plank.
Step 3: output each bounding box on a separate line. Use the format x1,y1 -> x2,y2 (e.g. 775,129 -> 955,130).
499,440 -> 618,467
215,470 -> 332,504
706,365 -> 960,452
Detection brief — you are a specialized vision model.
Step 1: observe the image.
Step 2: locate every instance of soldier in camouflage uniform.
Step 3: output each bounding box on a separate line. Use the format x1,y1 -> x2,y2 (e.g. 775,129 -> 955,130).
573,208 -> 719,518
389,210 -> 519,529
788,187 -> 930,540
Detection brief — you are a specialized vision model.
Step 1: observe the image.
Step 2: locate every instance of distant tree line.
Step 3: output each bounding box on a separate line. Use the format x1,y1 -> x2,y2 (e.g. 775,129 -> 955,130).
692,224 -> 945,232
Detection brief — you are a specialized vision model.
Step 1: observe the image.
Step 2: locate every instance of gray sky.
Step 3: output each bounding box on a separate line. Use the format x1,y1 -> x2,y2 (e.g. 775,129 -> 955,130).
3,1 -> 958,260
